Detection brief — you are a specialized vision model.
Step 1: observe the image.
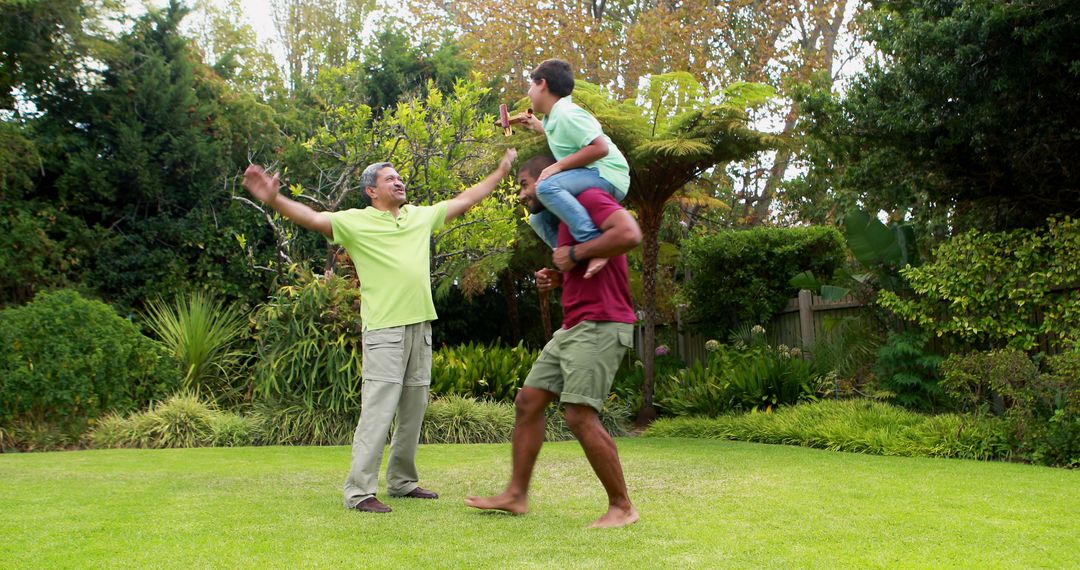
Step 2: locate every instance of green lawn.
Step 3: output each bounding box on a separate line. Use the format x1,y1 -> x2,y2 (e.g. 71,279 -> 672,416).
2,438 -> 1077,569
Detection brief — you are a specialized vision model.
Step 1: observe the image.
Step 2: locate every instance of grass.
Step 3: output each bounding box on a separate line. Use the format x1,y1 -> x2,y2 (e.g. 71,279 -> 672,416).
1,439 -> 1078,568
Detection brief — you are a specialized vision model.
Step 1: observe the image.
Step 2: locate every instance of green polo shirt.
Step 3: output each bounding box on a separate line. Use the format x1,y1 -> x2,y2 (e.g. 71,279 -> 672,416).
328,202 -> 449,331
543,95 -> 631,195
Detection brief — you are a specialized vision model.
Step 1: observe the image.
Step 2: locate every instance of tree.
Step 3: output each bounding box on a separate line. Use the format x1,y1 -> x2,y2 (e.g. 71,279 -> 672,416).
506,73 -> 778,422
269,0 -> 376,93
405,0 -> 861,225
250,74 -> 519,293
798,0 -> 1080,233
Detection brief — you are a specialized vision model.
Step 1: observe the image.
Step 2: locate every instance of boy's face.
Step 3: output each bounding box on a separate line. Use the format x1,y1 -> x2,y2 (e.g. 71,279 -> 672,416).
527,78 -> 550,113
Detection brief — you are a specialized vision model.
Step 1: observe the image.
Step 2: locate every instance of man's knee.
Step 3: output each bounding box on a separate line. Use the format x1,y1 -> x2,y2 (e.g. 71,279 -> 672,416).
515,388 -> 549,419
563,404 -> 600,433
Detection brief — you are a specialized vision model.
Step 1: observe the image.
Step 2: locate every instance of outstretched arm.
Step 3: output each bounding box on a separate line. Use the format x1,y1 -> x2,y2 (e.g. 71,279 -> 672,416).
443,149 -> 517,223
242,164 -> 333,240
552,208 -> 641,272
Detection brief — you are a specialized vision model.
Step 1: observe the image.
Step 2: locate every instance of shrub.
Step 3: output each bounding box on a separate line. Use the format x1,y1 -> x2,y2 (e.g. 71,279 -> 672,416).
874,331 -> 945,411
682,226 -> 846,336
0,290 -> 180,434
250,398 -> 356,446
644,399 -> 1011,461
252,270 -> 363,416
879,217 -> 1080,352
724,345 -> 820,411
941,348 -> 1079,467
421,395 -> 515,444
89,393 -> 262,449
143,291 -> 251,406
430,342 -> 539,402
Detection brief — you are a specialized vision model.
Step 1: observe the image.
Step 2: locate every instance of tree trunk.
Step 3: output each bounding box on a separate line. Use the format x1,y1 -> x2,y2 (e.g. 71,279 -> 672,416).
636,207 -> 662,425
501,271 -> 521,343
539,290 -> 553,342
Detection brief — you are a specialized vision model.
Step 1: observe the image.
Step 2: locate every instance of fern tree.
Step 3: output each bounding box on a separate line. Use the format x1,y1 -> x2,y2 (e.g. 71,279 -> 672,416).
509,73 -> 779,422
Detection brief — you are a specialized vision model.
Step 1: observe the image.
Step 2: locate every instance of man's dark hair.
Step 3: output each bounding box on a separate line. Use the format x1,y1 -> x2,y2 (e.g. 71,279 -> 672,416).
530,59 -> 574,98
518,155 -> 557,179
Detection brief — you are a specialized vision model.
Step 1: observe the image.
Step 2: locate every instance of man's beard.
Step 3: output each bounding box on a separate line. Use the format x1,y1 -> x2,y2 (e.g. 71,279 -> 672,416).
527,200 -> 545,215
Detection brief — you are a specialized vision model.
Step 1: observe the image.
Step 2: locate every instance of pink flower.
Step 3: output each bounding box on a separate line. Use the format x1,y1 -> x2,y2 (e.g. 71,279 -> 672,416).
655,345 -> 670,357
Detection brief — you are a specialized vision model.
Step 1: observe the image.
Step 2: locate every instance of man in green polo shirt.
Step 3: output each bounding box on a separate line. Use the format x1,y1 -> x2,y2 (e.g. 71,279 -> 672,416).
242,148 -> 516,513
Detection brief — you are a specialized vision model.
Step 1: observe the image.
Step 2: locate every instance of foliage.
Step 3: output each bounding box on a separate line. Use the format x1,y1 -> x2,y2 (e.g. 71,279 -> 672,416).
724,345 -> 820,412
251,270 -> 363,416
90,393 -> 262,449
250,397 -> 355,447
420,395 -> 515,444
879,218 -> 1080,352
644,399 -> 1011,462
0,290 -> 179,433
683,225 -> 846,336
142,291 -> 251,406
800,0 -> 1080,232
809,315 -> 883,394
873,332 -> 945,412
430,342 -> 538,402
942,349 -> 1080,467
358,24 -> 471,115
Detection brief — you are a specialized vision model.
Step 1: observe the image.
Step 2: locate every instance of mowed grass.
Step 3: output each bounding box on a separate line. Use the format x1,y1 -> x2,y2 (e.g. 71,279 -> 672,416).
1,438 -> 1078,569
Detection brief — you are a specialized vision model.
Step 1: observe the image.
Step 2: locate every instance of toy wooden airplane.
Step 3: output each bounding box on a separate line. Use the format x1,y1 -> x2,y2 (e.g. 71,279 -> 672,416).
497,104 -> 534,136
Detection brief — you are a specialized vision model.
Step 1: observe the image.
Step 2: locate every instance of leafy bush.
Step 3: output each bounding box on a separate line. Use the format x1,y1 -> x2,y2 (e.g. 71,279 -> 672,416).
143,291 -> 251,406
874,331 -> 945,411
90,393 -> 261,449
942,348 -> 1079,467
644,399 -> 1011,461
430,342 -> 539,402
421,395 -> 515,444
809,315 -> 883,395
682,226 -> 846,336
0,290 -> 180,434
724,346 -> 820,411
250,398 -> 356,446
252,270 -> 363,415
879,218 -> 1080,352
653,336 -> 819,417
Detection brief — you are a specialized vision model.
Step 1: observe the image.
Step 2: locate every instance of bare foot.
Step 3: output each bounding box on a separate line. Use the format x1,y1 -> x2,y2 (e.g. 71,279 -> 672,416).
589,505 -> 639,528
584,257 -> 609,279
464,492 -> 528,515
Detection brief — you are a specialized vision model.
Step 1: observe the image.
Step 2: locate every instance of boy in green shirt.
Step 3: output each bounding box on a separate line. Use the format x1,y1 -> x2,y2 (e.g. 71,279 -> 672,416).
511,58 -> 631,277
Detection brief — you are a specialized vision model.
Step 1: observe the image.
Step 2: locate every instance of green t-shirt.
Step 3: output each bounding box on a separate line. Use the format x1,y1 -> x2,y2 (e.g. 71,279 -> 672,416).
328,202 -> 449,331
543,95 -> 631,195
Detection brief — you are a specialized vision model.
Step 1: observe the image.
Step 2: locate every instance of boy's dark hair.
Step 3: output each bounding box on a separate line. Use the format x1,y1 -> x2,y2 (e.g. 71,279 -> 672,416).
530,59 -> 574,98
518,155 -> 557,179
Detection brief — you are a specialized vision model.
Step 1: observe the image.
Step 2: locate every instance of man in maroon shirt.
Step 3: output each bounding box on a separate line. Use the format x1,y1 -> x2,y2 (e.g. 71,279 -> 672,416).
465,156 -> 641,528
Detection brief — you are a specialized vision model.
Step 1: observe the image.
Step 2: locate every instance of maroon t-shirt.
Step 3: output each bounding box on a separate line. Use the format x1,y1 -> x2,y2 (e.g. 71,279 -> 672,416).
557,189 -> 637,329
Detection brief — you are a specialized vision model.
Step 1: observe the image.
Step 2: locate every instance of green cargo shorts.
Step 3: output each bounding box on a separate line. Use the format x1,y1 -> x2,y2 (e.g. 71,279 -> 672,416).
523,320 -> 635,412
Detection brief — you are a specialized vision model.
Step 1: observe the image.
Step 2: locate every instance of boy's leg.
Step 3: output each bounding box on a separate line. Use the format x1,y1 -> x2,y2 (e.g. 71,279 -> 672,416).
527,210 -> 560,249
536,169 -> 619,244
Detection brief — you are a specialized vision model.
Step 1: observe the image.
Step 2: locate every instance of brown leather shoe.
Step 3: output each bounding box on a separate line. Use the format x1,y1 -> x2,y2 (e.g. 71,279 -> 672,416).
353,497 -> 392,513
399,487 -> 439,499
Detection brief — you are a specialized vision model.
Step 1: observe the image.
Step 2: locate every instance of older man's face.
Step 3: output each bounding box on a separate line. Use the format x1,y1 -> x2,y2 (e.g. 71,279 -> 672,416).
517,170 -> 544,214
367,166 -> 406,207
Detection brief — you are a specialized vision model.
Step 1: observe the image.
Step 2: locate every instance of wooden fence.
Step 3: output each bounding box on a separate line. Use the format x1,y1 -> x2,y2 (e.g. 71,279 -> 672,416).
635,290 -> 866,364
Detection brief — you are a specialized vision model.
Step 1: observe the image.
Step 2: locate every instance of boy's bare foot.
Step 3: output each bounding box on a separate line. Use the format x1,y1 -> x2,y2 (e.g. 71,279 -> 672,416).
589,505 -> 639,528
584,256 -> 609,279
464,492 -> 528,515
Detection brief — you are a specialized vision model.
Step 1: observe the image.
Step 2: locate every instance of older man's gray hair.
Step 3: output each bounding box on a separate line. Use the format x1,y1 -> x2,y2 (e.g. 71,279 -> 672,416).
360,162 -> 394,190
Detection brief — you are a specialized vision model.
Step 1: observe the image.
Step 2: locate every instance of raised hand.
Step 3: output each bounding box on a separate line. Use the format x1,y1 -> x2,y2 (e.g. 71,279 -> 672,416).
242,164 -> 281,205
499,148 -> 518,175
